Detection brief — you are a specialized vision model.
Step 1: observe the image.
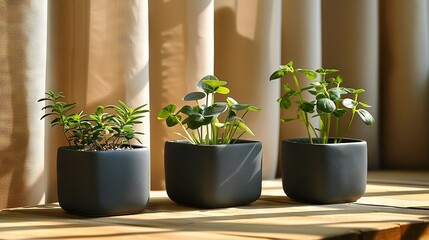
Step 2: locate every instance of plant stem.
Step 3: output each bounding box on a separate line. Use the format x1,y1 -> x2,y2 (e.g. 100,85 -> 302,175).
339,93 -> 358,143
292,73 -> 313,144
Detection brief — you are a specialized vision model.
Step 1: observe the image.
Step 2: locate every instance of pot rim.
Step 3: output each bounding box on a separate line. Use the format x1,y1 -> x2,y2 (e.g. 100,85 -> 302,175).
166,139 -> 261,147
283,138 -> 366,145
58,145 -> 148,152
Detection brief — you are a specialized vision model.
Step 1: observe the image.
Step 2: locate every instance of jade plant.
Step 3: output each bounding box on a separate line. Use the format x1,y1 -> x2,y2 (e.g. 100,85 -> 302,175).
39,91 -> 149,151
158,75 -> 260,145
270,61 -> 375,144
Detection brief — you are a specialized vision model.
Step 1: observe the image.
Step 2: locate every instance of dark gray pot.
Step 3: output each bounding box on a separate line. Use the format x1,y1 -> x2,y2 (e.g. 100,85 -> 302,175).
57,146 -> 150,216
164,140 -> 262,208
282,138 -> 367,204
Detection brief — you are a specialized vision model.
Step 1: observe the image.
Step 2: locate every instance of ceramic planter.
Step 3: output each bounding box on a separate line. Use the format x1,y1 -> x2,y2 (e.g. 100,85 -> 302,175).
164,140 -> 262,208
57,146 -> 150,216
282,138 -> 367,204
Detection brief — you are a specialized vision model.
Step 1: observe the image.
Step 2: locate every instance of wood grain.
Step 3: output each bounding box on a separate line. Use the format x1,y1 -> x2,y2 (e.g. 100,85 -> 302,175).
0,171 -> 428,239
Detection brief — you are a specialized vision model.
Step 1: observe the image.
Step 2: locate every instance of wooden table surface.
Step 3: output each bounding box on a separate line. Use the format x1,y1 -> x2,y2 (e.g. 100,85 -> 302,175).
1,171 -> 428,240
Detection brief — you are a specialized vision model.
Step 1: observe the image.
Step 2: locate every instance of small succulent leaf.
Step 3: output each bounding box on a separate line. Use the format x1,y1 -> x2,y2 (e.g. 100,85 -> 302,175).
342,98 -> 358,109
96,106 -> 104,116
356,109 -> 375,125
317,98 -> 336,113
183,91 -> 206,101
299,101 -> 315,112
297,69 -> 317,80
333,108 -> 348,118
269,69 -> 286,80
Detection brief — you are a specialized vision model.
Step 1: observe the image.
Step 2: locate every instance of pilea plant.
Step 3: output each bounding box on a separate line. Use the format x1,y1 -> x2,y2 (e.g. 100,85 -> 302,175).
270,61 -> 375,144
39,91 -> 149,151
158,75 -> 260,145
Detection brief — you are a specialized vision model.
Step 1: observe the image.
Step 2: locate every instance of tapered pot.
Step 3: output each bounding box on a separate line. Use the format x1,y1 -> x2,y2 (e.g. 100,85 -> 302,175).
164,140 -> 262,208
282,138 -> 367,204
57,146 -> 150,216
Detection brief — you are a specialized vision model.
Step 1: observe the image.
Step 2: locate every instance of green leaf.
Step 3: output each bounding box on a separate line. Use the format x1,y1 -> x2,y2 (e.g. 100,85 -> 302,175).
296,69 -> 317,80
356,109 -> 375,125
316,98 -> 336,113
96,106 -> 104,116
197,75 -> 218,92
335,75 -> 343,84
354,89 -> 365,94
281,61 -> 294,72
203,103 -> 228,116
226,110 -> 237,121
342,98 -> 358,109
178,105 -> 193,115
269,69 -> 286,80
158,104 -> 176,119
231,104 -> 250,111
226,97 -> 238,106
202,80 -> 227,89
248,105 -> 261,111
299,101 -> 315,112
183,91 -> 206,101
238,122 -> 254,136
216,86 -> 230,94
278,96 -> 291,109
281,118 -> 297,122
333,108 -> 347,118
166,115 -> 180,127
359,102 -> 372,108
328,88 -> 343,101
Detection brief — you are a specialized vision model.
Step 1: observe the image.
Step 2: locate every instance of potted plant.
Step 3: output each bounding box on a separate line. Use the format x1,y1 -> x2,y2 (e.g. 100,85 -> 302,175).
39,91 -> 150,216
158,75 -> 262,208
270,61 -> 375,204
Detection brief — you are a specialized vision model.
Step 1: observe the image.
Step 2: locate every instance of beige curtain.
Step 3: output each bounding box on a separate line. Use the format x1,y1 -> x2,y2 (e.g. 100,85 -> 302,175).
1,0 -> 428,208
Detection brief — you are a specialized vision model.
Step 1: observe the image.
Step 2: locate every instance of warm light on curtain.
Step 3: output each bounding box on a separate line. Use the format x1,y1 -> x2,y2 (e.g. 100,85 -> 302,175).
0,0 -> 428,208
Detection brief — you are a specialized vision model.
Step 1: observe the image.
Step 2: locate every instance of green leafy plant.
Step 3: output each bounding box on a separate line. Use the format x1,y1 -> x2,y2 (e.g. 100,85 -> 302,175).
39,91 -> 150,151
158,75 -> 260,145
270,61 -> 375,144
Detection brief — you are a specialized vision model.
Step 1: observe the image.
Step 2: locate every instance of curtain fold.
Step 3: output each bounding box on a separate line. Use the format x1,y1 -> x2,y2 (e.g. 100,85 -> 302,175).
380,0 -> 429,168
214,0 -> 281,178
322,0 -> 380,168
1,0 -> 429,208
0,0 -> 47,207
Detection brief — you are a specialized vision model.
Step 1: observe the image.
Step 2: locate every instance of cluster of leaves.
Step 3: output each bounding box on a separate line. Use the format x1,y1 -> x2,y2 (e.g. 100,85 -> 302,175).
270,61 -> 375,144
39,91 -> 149,151
158,75 -> 260,145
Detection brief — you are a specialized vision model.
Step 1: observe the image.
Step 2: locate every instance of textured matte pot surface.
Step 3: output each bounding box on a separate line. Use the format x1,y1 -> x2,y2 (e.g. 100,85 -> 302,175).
282,138 -> 367,204
165,140 -> 262,208
57,146 -> 150,216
